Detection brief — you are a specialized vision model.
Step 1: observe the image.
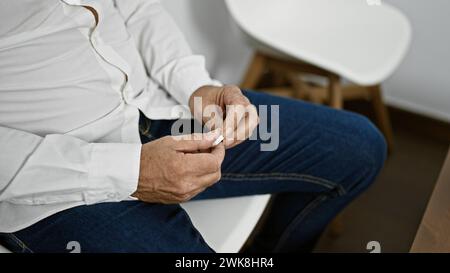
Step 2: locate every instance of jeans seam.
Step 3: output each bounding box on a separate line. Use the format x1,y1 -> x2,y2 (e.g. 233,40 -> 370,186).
273,194 -> 329,252
222,173 -> 346,196
8,233 -> 33,253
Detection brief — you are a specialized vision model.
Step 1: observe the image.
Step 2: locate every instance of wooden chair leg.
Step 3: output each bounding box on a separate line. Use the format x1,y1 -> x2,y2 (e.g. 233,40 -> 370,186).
272,69 -> 289,87
241,52 -> 268,90
328,75 -> 343,109
369,85 -> 395,152
288,73 -> 308,100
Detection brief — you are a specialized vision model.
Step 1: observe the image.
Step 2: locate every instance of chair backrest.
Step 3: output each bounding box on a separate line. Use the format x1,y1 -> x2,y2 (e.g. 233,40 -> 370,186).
225,0 -> 412,85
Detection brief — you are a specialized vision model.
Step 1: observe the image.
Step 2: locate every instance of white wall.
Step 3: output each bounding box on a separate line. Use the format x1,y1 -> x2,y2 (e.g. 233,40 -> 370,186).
384,0 -> 450,122
162,0 -> 450,122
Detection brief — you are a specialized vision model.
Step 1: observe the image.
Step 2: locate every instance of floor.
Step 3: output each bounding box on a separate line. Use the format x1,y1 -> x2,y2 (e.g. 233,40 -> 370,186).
314,103 -> 450,253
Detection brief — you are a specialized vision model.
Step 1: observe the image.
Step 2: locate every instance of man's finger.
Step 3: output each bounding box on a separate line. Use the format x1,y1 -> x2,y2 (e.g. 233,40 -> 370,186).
183,152 -> 221,175
223,102 -> 249,146
227,105 -> 259,148
211,142 -> 225,165
181,143 -> 224,177
178,171 -> 221,201
173,130 -> 221,152
195,171 -> 222,188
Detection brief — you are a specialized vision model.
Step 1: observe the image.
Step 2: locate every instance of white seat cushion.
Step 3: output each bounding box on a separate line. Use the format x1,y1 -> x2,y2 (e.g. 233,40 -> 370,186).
182,195 -> 271,253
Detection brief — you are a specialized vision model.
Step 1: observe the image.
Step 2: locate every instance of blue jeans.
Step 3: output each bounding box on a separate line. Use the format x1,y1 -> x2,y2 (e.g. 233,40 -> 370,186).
0,91 -> 387,253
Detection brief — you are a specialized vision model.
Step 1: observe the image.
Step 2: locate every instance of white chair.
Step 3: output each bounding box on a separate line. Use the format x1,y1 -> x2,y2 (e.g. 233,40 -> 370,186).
226,0 -> 412,151
182,195 -> 270,253
0,244 -> 10,253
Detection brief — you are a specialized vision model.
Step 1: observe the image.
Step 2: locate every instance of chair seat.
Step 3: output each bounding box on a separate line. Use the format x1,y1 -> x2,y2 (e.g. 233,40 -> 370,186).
226,0 -> 411,85
182,195 -> 271,253
0,244 -> 10,253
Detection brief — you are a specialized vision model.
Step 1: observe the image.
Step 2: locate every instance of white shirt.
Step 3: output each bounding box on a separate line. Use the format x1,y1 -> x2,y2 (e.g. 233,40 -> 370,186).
0,0 -> 220,232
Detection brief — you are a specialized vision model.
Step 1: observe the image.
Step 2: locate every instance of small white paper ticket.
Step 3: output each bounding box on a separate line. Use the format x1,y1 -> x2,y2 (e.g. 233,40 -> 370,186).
213,135 -> 224,146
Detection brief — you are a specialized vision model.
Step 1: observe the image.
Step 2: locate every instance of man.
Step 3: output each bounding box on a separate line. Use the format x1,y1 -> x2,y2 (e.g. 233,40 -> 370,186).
0,0 -> 386,253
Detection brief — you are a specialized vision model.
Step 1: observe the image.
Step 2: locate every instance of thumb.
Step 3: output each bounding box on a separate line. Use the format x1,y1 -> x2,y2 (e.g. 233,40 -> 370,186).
173,129 -> 222,152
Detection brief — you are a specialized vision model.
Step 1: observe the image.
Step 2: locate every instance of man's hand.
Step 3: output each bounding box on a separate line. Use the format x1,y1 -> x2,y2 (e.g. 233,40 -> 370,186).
133,130 -> 225,204
189,85 -> 259,149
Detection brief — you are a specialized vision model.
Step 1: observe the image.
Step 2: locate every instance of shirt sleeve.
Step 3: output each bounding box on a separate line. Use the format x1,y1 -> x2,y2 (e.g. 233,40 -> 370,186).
0,126 -> 141,208
113,0 -> 222,106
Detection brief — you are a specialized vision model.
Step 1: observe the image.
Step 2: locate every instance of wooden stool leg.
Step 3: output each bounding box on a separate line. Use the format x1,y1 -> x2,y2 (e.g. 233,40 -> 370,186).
369,85 -> 394,152
272,69 -> 288,87
288,73 -> 308,100
241,52 -> 267,90
328,75 -> 343,109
